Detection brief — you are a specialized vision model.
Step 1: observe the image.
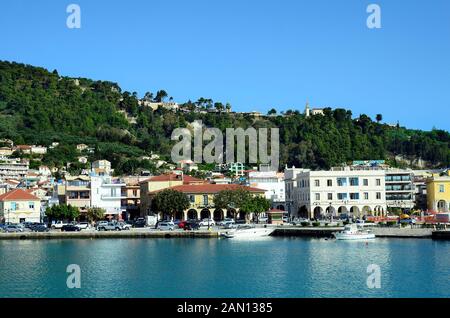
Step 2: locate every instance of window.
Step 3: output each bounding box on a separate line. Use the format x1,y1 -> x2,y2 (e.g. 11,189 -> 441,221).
327,179 -> 333,187
203,195 -> 208,205
350,178 -> 359,186
376,192 -> 381,200
338,193 -> 348,200
314,180 -> 320,187
315,193 -> 320,201
376,179 -> 381,186
327,193 -> 333,200
363,179 -> 369,186
350,193 -> 359,200
364,192 -> 369,200
133,190 -> 138,197
337,178 -> 347,186
189,195 -> 195,203
10,202 -> 17,211
28,202 -> 34,209
439,185 -> 445,193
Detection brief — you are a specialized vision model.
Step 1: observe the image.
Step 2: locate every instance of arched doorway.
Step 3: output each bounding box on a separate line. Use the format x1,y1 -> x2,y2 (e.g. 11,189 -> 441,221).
338,206 -> 348,215
187,209 -> 198,220
298,206 -> 309,219
350,206 -> 360,218
362,206 -> 371,217
313,206 -> 323,219
438,200 -> 447,212
175,211 -> 184,221
326,206 -> 336,220
227,208 -> 237,219
213,209 -> 224,221
200,209 -> 211,220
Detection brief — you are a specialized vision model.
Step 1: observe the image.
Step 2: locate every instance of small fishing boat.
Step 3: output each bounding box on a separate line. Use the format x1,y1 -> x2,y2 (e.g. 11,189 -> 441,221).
333,224 -> 375,240
221,225 -> 275,239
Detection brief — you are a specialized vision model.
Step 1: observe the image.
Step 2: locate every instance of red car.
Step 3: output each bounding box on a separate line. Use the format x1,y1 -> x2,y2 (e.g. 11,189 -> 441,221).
177,221 -> 188,229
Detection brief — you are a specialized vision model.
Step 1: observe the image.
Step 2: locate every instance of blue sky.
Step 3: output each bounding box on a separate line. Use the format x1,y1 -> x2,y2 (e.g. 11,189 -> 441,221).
0,0 -> 449,131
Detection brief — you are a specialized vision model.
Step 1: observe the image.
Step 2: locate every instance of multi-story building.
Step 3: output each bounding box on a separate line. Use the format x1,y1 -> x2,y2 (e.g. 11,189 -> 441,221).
139,173 -> 205,215
147,184 -> 265,221
293,168 -> 387,219
90,175 -> 126,218
0,158 -> 29,180
426,171 -> 450,212
120,176 -> 143,220
91,160 -> 112,176
385,169 -> 415,212
62,176 -> 91,211
0,189 -> 41,223
284,166 -> 310,218
248,169 -> 285,210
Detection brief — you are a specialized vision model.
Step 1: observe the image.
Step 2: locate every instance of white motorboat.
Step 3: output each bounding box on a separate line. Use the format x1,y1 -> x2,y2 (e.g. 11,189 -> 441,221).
221,225 -> 275,239
333,224 -> 375,240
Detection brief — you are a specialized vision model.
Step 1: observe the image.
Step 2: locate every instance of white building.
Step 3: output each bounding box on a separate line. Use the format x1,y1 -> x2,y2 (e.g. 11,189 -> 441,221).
248,170 -> 286,210
293,168 -> 387,219
90,175 -> 126,217
284,166 -> 310,217
91,160 -> 112,176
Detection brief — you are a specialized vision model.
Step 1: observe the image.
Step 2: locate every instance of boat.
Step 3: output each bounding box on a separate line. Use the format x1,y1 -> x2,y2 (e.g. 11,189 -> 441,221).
221,225 -> 275,239
333,224 -> 376,240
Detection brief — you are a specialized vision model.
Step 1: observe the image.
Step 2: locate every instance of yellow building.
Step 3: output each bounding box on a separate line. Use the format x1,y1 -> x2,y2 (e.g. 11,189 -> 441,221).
147,183 -> 265,221
427,172 -> 450,212
0,189 -> 41,224
139,173 -> 205,215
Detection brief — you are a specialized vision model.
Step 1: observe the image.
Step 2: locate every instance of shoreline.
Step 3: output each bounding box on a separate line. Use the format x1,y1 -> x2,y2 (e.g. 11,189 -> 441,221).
0,226 -> 445,240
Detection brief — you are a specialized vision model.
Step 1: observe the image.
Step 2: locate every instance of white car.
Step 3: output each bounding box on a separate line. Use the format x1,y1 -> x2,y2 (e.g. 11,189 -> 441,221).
157,221 -> 175,231
75,222 -> 90,230
51,221 -> 68,229
218,218 -> 235,226
199,219 -> 215,227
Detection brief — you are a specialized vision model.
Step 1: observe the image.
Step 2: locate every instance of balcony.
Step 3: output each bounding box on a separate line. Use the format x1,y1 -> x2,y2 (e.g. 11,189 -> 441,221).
101,194 -> 127,200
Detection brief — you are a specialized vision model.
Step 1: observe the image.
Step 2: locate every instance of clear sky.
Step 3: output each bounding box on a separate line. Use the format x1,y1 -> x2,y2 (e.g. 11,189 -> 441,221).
0,0 -> 449,131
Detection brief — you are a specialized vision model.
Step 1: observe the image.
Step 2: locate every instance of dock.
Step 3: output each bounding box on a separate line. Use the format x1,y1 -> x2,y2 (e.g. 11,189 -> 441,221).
432,230 -> 450,240
0,230 -> 219,240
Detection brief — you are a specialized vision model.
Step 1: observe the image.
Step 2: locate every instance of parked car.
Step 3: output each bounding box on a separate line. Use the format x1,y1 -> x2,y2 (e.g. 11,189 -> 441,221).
97,222 -> 122,231
133,218 -> 146,228
220,219 -> 236,228
118,221 -> 131,230
31,224 -> 49,232
61,224 -> 81,232
257,216 -> 268,224
51,221 -> 68,230
177,220 -> 188,229
75,222 -> 90,230
4,224 -> 24,233
184,220 -> 201,231
156,221 -> 175,231
217,218 -> 235,226
199,219 -> 215,227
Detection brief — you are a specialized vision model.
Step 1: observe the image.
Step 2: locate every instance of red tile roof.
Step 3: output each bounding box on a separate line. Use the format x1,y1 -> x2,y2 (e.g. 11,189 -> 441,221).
0,189 -> 40,201
149,183 -> 265,195
140,173 -> 205,184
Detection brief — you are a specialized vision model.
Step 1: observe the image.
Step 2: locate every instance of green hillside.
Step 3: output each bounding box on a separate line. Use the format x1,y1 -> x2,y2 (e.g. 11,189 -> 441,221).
0,60 -> 449,174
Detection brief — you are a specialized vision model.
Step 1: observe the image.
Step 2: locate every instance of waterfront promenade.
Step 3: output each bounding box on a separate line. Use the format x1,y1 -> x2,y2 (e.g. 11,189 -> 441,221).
0,225 -> 442,240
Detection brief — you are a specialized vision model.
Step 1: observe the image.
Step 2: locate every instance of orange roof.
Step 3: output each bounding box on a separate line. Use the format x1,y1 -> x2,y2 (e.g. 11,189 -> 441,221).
150,183 -> 265,195
0,189 -> 40,201
140,173 -> 205,184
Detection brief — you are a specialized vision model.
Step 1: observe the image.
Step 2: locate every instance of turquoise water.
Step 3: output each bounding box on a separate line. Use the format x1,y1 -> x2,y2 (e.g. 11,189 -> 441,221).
0,238 -> 449,298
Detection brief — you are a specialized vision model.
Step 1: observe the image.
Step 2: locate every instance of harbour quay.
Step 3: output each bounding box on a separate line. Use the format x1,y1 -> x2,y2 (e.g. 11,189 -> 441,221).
0,230 -> 219,240
432,230 -> 450,240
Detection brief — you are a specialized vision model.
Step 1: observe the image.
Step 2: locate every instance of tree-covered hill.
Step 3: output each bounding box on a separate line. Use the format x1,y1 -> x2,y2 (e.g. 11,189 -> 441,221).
0,60 -> 449,173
